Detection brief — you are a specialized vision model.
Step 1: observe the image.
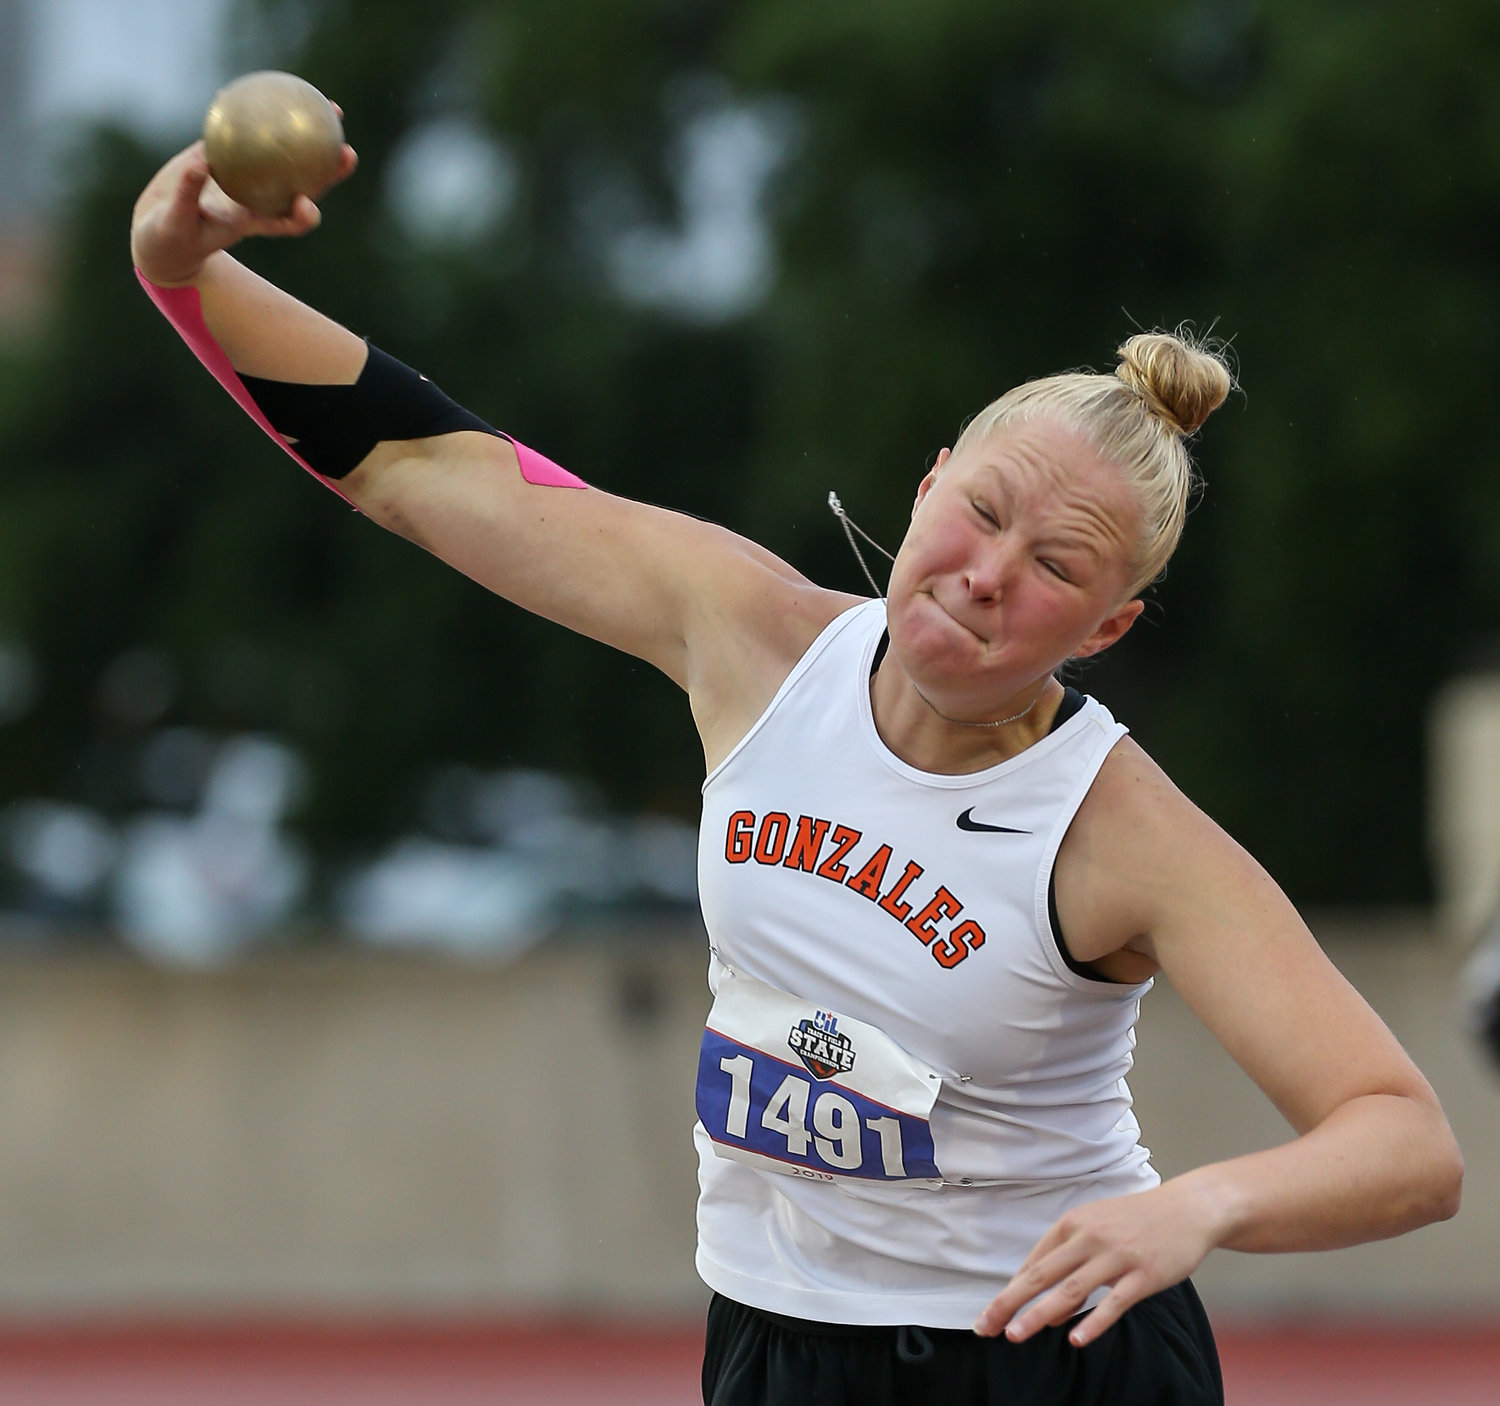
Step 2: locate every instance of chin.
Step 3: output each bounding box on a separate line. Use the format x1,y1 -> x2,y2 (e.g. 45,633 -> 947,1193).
890,620 -> 996,700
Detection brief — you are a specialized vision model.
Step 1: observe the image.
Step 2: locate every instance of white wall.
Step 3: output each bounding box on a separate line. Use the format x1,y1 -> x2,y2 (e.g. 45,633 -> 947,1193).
0,916 -> 1493,1320
1429,674 -> 1500,941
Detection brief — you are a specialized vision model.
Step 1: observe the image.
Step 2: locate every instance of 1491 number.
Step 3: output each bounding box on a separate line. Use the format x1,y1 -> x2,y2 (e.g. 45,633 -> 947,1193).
717,1053 -> 910,1176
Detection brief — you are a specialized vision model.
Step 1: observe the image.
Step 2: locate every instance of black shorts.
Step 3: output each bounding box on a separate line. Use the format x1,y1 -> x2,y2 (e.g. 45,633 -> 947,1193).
702,1280 -> 1222,1406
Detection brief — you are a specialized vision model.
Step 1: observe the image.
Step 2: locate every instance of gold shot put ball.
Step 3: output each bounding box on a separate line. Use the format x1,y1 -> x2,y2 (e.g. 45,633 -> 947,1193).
203,71 -> 344,216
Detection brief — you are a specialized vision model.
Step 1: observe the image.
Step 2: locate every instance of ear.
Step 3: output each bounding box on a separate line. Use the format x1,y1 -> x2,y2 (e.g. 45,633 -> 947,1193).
912,448 -> 951,518
1072,598 -> 1145,659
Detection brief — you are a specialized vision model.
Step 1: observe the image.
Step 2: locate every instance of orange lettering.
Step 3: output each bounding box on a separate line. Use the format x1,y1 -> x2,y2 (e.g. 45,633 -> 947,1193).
783,816 -> 831,872
933,918 -> 985,968
906,887 -> 963,946
815,825 -> 863,883
725,810 -> 755,863
845,844 -> 892,900
952,918 -> 985,952
753,812 -> 791,865
877,860 -> 925,921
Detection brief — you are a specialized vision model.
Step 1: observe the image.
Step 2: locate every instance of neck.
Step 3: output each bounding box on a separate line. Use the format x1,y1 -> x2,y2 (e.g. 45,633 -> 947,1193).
870,659 -> 1064,774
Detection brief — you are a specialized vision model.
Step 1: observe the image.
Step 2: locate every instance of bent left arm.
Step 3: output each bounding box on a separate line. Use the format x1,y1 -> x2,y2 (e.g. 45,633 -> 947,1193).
977,740 -> 1463,1345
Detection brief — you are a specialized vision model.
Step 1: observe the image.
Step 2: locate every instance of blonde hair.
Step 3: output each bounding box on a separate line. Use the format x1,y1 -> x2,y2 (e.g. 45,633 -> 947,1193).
952,328 -> 1234,595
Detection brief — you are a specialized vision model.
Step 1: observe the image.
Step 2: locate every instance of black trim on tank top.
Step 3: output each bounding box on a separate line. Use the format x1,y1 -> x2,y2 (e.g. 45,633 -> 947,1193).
1049,686 -> 1086,731
1049,866 -> 1098,979
1044,686 -> 1103,980
1046,686 -> 1132,982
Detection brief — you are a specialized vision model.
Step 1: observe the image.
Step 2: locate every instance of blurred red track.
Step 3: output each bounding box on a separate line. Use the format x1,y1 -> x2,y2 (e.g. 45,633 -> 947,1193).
0,1320 -> 1496,1404
1215,1323 -> 1500,1405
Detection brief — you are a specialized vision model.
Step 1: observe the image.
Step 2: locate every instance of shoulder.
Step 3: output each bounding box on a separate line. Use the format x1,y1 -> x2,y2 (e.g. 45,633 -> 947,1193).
1077,735 -> 1194,834
684,546 -> 867,771
1068,735 -> 1205,862
1054,736 -> 1245,970
686,530 -> 865,664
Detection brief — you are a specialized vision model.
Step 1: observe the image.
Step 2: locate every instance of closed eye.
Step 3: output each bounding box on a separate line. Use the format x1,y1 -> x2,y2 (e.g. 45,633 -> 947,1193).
972,500 -> 999,528
1040,559 -> 1072,582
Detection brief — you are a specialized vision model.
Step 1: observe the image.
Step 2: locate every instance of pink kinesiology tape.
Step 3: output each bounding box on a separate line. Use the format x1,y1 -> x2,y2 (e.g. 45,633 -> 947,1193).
508,440 -> 588,490
136,270 -> 587,492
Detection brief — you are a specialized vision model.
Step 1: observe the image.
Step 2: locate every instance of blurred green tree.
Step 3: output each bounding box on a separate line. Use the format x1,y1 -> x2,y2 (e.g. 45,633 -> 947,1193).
0,0 -> 1497,903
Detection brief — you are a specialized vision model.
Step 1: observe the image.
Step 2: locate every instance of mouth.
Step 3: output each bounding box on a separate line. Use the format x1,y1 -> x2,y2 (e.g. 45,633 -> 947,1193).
927,593 -> 990,648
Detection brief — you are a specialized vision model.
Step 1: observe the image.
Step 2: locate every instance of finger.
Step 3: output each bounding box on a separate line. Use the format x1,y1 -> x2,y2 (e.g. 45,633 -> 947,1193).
296,146 -> 358,206
1005,1258 -> 1118,1342
245,195 -> 322,239
321,141 -> 358,189
1064,1272 -> 1150,1348
974,1239 -> 1093,1337
172,157 -> 212,219
975,1264 -> 1071,1335
1016,1218 -> 1069,1269
288,193 -> 323,229
999,1219 -> 1070,1294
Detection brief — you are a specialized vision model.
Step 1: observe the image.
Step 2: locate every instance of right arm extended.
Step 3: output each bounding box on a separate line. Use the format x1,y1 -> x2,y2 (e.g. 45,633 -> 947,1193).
130,143 -> 852,761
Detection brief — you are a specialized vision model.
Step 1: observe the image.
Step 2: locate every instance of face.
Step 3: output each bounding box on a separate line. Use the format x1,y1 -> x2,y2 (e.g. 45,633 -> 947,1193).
884,417 -> 1145,715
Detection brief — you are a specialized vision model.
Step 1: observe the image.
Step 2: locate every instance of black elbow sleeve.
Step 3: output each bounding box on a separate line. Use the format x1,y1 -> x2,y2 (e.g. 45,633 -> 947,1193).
239,344 -> 502,479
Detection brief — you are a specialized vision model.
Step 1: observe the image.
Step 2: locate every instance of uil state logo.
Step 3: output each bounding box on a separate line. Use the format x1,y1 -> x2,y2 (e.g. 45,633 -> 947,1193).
788,1009 -> 857,1080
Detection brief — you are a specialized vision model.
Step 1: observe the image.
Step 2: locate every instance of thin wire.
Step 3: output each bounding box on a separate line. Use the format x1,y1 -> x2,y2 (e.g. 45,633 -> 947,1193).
827,491 -> 895,599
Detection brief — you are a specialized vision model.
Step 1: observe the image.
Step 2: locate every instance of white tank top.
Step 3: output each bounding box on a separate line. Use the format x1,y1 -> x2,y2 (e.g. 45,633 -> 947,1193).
693,599 -> 1158,1328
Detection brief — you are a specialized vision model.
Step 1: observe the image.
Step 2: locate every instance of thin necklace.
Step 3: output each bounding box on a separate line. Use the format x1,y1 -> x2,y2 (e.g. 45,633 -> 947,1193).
911,681 -> 1045,729
829,490 -> 1048,730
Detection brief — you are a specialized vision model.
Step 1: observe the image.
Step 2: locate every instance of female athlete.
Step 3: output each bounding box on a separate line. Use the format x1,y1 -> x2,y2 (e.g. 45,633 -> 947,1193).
130,137 -> 1462,1406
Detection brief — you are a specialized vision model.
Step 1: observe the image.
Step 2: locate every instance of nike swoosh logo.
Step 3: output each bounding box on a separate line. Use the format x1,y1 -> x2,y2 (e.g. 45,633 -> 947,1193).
956,808 -> 1031,835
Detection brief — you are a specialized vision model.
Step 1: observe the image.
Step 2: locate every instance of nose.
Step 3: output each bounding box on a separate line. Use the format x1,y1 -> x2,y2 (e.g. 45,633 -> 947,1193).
963,541 -> 1018,601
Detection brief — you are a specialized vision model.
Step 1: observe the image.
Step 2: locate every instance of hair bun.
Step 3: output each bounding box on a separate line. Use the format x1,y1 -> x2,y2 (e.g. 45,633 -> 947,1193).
1115,329 -> 1233,436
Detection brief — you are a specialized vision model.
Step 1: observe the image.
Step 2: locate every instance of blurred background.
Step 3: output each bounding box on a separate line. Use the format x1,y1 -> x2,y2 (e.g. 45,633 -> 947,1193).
0,0 -> 1498,1401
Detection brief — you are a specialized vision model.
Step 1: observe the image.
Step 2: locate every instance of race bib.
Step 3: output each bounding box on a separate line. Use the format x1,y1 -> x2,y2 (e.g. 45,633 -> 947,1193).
696,963 -> 942,1184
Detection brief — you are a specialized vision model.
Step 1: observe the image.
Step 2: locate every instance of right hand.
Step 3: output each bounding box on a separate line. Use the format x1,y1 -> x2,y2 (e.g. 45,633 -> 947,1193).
129,138 -> 358,287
